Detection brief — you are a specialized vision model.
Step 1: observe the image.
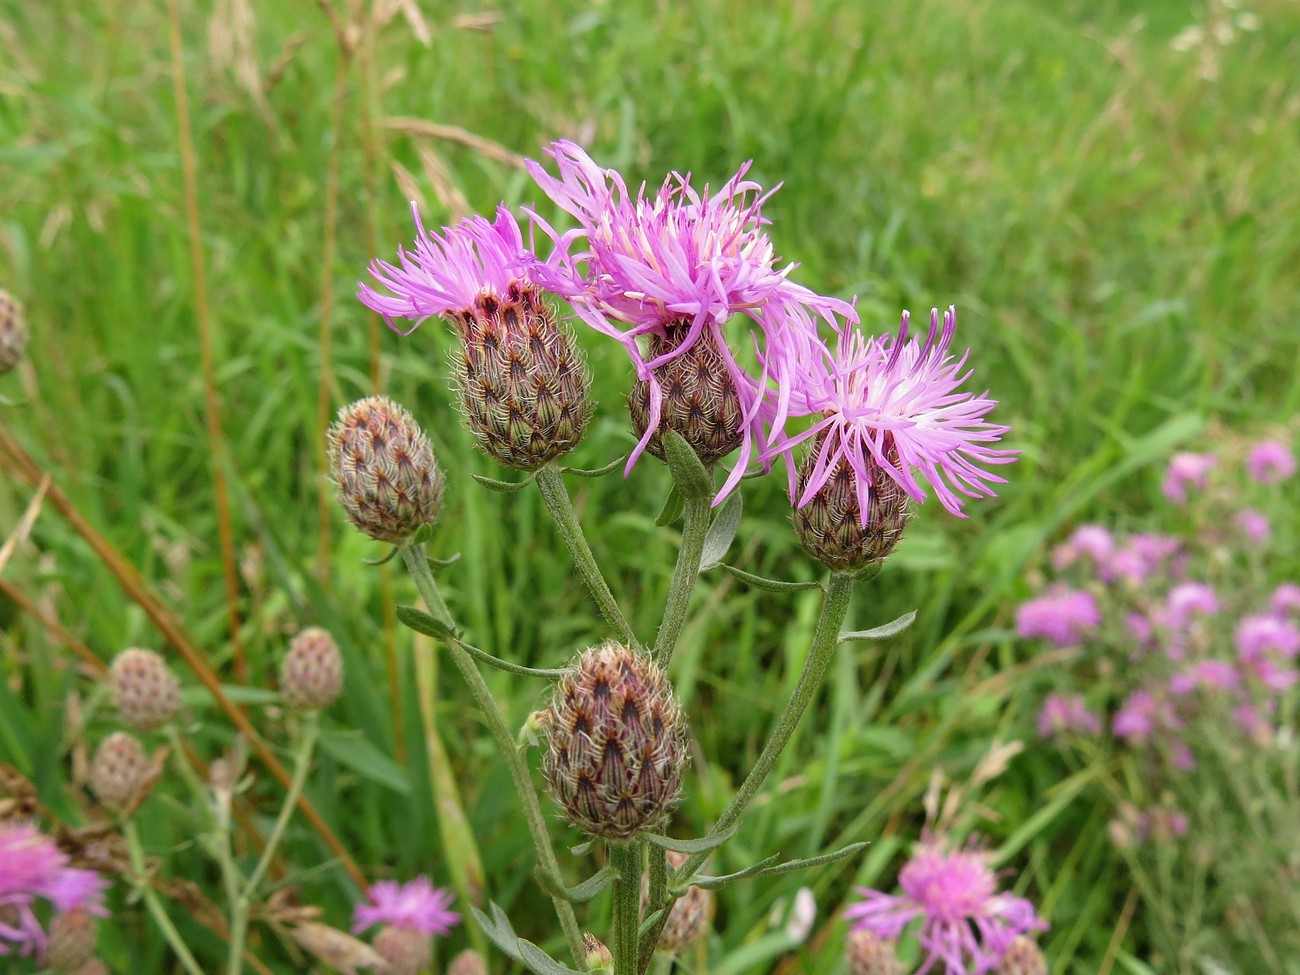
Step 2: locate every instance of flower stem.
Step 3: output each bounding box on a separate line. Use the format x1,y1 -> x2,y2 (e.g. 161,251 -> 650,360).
534,464 -> 639,647
399,542 -> 586,966
124,818 -> 207,975
651,494 -> 710,667
611,841 -> 644,975
637,571 -> 857,970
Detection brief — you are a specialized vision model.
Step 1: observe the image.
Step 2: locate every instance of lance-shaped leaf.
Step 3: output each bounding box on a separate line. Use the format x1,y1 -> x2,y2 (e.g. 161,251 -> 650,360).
470,903 -> 525,962
427,551 -> 462,567
685,841 -> 869,891
560,455 -> 627,477
678,854 -> 781,892
698,493 -> 742,572
719,564 -> 823,593
534,864 -> 618,904
655,484 -> 684,527
645,824 -> 739,855
517,939 -> 586,975
839,610 -> 917,643
362,545 -> 402,566
662,430 -> 713,500
471,471 -> 536,492
395,604 -> 459,641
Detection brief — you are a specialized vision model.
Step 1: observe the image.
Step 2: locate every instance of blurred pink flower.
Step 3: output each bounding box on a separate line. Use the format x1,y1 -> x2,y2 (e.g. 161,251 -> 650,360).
0,823 -> 107,959
1162,452 -> 1216,504
1164,582 -> 1219,627
844,837 -> 1045,975
1233,508 -> 1270,543
1016,589 -> 1100,647
1169,659 -> 1239,695
1036,693 -> 1102,739
1270,583 -> 1300,616
352,877 -> 459,937
1113,690 -> 1179,745
1246,440 -> 1295,484
1235,614 -> 1300,661
1051,524 -> 1114,572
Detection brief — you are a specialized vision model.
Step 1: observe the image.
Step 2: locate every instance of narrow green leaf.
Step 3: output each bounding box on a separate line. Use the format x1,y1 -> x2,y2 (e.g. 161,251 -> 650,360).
396,604 -> 459,641
698,492 -> 742,572
570,839 -> 595,857
662,430 -> 712,500
646,824 -> 739,855
719,563 -> 822,592
469,904 -> 524,961
517,939 -> 585,975
534,864 -> 618,903
655,484 -> 684,526
361,545 -> 402,566
427,551 -> 462,567
470,471 -> 535,493
683,854 -> 781,891
749,841 -> 868,878
316,731 -> 411,795
839,609 -> 917,642
561,455 -> 627,477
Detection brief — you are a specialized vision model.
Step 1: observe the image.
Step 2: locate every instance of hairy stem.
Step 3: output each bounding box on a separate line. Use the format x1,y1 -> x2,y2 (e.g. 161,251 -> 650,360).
124,819 -> 207,975
611,842 -> 644,975
651,494 -> 710,667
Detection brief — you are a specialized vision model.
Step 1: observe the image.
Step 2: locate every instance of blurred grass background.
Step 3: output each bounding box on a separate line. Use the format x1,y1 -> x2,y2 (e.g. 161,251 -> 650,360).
2,0 -> 1299,971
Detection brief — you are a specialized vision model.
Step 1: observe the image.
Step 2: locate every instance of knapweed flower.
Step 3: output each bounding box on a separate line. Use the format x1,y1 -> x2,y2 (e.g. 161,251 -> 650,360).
1112,690 -> 1179,745
1246,440 -> 1295,484
1235,614 -> 1300,661
844,837 -> 1045,975
1050,524 -> 1113,572
1015,588 -> 1100,648
359,206 -> 592,469
0,823 -> 107,959
1099,533 -> 1182,586
1234,508 -> 1270,543
526,140 -> 852,489
1169,659 -> 1239,695
1036,693 -> 1101,739
351,877 -> 458,937
1163,582 -> 1220,627
1271,582 -> 1300,616
1162,451 -> 1216,504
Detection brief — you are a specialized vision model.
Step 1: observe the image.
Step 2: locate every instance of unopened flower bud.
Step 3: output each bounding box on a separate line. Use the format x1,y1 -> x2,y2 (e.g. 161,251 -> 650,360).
47,909 -> 98,973
542,642 -> 688,840
642,851 -> 714,952
328,396 -> 445,544
793,435 -> 909,572
996,935 -> 1048,975
845,929 -> 904,975
452,282 -> 592,470
447,949 -> 489,975
372,925 -> 430,975
110,648 -> 181,730
583,933 -> 613,972
281,627 -> 344,711
629,320 -> 744,465
89,731 -> 147,811
0,289 -> 27,374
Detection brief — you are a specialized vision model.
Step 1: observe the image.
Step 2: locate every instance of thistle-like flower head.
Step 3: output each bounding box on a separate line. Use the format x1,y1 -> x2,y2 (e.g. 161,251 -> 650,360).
89,731 -> 148,811
109,648 -> 181,731
281,627 -> 344,711
0,289 -> 28,374
351,877 -> 459,938
0,823 -> 107,960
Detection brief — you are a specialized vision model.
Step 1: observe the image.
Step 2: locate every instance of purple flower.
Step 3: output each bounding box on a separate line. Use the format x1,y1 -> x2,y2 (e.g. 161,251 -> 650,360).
1234,508 -> 1270,543
1113,690 -> 1179,744
1099,534 -> 1181,586
1270,583 -> 1300,616
1126,612 -> 1155,649
1169,659 -> 1239,695
1037,693 -> 1102,739
1015,589 -> 1100,647
1235,614 -> 1300,661
1051,524 -> 1114,572
0,823 -> 107,959
525,140 -> 851,491
844,837 -> 1045,975
1247,440 -> 1295,484
1162,452 -> 1216,504
1164,582 -> 1219,627
352,877 -> 459,937
767,307 -> 1016,522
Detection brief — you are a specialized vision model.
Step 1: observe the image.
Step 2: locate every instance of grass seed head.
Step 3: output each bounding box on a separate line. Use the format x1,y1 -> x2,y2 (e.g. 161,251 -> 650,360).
281,626 -> 344,711
0,289 -> 28,374
845,929 -> 904,975
89,731 -> 147,811
372,925 -> 431,975
328,396 -> 445,544
109,649 -> 181,731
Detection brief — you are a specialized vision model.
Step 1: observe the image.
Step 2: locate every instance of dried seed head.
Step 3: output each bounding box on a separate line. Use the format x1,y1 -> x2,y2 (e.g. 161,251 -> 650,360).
641,851 -> 714,952
845,929 -> 904,975
89,731 -> 148,811
281,627 -> 344,711
452,281 -> 592,470
583,933 -> 613,972
793,433 -> 909,572
446,949 -> 489,975
328,396 -> 445,544
290,921 -> 385,975
109,648 -> 181,731
372,925 -> 431,975
46,909 -> 98,973
628,320 -> 744,465
995,935 -> 1048,975
0,289 -> 27,374
542,642 -> 688,840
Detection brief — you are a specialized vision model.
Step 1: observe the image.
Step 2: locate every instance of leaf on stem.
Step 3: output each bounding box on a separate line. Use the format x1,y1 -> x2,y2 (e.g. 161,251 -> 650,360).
839,610 -> 917,642
395,604 -> 460,641
698,492 -> 742,572
719,564 -> 823,592
361,545 -> 402,566
560,455 -> 627,477
517,939 -> 586,975
655,485 -> 684,526
534,864 -> 618,904
471,472 -> 536,492
662,430 -> 712,500
685,841 -> 868,891
644,824 -> 739,854
427,551 -> 462,567
470,904 -> 525,962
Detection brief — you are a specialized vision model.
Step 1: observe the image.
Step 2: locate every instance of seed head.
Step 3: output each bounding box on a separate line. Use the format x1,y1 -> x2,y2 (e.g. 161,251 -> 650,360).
996,936 -> 1048,975
109,648 -> 181,731
281,627 -> 344,711
583,933 -> 613,972
290,922 -> 385,975
628,319 -> 744,466
328,396 -> 445,544
447,949 -> 489,975
0,289 -> 27,374
46,909 -> 98,973
372,925 -> 430,975
89,732 -> 148,811
845,929 -> 904,975
793,436 -> 909,572
542,642 -> 688,840
642,851 -> 714,952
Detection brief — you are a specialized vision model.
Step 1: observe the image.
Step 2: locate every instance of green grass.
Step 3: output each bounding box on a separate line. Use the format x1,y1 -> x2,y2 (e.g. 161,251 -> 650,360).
2,0 -> 1300,972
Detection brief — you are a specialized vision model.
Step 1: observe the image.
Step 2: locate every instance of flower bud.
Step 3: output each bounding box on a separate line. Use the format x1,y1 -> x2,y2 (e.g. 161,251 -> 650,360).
628,320 -> 743,465
110,648 -> 181,731
290,921 -> 385,974
281,627 -> 344,711
542,642 -> 688,840
372,925 -> 430,975
328,396 -> 445,544
0,289 -> 27,374
793,435 -> 909,572
583,933 -> 613,972
89,731 -> 147,811
72,962 -> 109,975
996,935 -> 1048,975
845,929 -> 904,975
642,850 -> 714,952
453,282 -> 592,470
46,909 -> 97,973
447,949 -> 489,975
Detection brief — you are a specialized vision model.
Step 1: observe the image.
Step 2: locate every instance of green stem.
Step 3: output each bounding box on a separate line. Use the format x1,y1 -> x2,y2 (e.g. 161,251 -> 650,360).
400,543 -> 586,967
637,572 -> 856,971
651,494 -> 710,667
645,842 -> 668,935
124,819 -> 207,975
611,842 -> 644,975
534,464 -> 638,647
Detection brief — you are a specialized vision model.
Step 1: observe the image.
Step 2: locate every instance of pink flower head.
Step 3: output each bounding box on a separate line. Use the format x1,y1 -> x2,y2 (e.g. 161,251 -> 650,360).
1270,583 -> 1300,616
844,837 -> 1045,975
352,877 -> 459,937
1015,588 -> 1100,647
1113,690 -> 1179,745
1247,440 -> 1295,484
525,140 -> 852,491
1235,614 -> 1300,661
0,823 -> 107,959
359,204 -> 552,333
1051,524 -> 1114,572
1234,508 -> 1270,544
1162,452 -> 1216,504
1164,582 -> 1220,628
767,307 -> 1016,522
1169,659 -> 1239,696
1036,693 -> 1102,739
